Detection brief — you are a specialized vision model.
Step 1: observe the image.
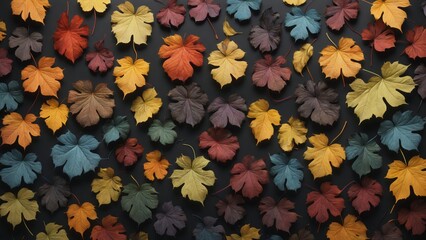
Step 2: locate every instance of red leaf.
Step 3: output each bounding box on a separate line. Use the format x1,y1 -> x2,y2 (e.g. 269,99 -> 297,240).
0,48 -> 12,77
91,215 -> 126,240
216,194 -> 245,224
372,222 -> 402,240
361,20 -> 396,52
53,12 -> 89,63
115,138 -> 144,166
404,26 -> 426,59
306,182 -> 344,223
398,199 -> 426,235
188,0 -> 220,22
199,128 -> 240,163
230,155 -> 269,199
259,197 -> 297,233
325,0 -> 359,31
156,0 -> 186,28
347,177 -> 382,214
85,40 -> 114,73
252,54 -> 291,92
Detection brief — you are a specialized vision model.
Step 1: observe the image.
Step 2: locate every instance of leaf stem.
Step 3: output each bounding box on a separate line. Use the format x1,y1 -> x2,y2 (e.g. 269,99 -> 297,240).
325,32 -> 337,47
342,75 -> 346,87
130,174 -> 140,187
331,121 -> 348,144
30,52 -> 37,67
306,66 -> 314,81
182,143 -> 196,159
360,0 -> 372,5
71,193 -> 81,205
303,183 -> 317,192
346,23 -> 361,36
340,180 -> 355,192
284,45 -> 293,58
417,99 -> 423,113
361,68 -> 380,77
25,91 -> 39,115
400,149 -> 407,165
23,219 -> 34,236
213,184 -> 231,195
370,47 -> 373,67
206,17 -> 219,40
368,135 -> 378,143
272,95 -> 295,103
310,38 -> 318,45
91,10 -> 96,35
66,0 -> 70,15
132,41 -> 138,59
192,214 -> 203,221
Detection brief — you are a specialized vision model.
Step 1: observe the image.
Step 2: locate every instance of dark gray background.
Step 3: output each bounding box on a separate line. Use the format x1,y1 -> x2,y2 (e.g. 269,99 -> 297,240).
0,0 -> 425,239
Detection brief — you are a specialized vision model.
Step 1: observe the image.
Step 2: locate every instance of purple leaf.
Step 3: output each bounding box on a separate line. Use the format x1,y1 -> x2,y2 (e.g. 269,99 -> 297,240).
154,202 -> 187,236
85,40 -> 114,73
188,0 -> 221,22
414,64 -> 426,99
157,0 -> 186,28
249,8 -> 281,53
207,94 -> 247,128
0,48 -> 12,77
252,54 -> 291,92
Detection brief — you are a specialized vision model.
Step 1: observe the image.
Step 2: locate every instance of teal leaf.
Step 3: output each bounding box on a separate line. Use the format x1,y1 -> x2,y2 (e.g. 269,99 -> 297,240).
51,131 -> 101,179
193,216 -> 225,240
0,149 -> 41,188
148,119 -> 177,145
227,0 -> 262,21
121,182 -> 158,225
102,115 -> 130,145
285,7 -> 321,41
346,133 -> 382,177
0,81 -> 24,111
378,110 -> 426,152
270,153 -> 303,191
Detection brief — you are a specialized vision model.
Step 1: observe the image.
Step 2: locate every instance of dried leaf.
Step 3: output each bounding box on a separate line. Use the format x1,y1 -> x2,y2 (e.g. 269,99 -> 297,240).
113,56 -> 149,97
156,0 -> 186,28
216,194 -> 245,224
404,26 -> 426,59
414,64 -> 426,99
86,40 -> 114,73
277,117 -> 307,152
361,20 -> 396,52
347,177 -> 382,214
102,116 -> 130,145
144,150 -> 170,181
259,197 -> 297,232
115,138 -> 144,167
0,112 -> 40,149
148,119 -> 177,145
249,8 -> 281,53
78,0 -> 110,13
0,48 -> 12,77
223,18 -> 241,37
0,188 -> 39,228
0,21 -> 6,42
66,202 -> 97,236
327,214 -> 367,240
270,153 -> 304,191
398,199 -> 426,235
193,216 -> 225,240
39,99 -> 69,133
38,176 -> 70,213
252,54 -> 291,92
346,133 -> 382,176
188,0 -> 220,21
8,27 -> 43,61
131,88 -> 162,124
306,182 -> 344,223
226,224 -> 260,240
91,168 -> 122,206
226,0 -> 261,21
371,0 -> 410,31
0,149 -> 41,188
0,81 -> 24,111
293,43 -> 313,74
325,0 -> 359,31
91,215 -> 126,240
285,7 -> 320,41
11,0 -> 50,23
199,128 -> 240,163
207,94 -> 247,128
372,222 -> 402,240
36,223 -> 69,240
247,99 -> 281,144
154,202 -> 187,236
121,182 -> 158,224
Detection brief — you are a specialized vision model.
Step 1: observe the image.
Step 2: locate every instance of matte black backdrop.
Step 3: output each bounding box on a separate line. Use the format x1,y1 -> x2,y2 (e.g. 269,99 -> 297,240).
0,0 -> 425,239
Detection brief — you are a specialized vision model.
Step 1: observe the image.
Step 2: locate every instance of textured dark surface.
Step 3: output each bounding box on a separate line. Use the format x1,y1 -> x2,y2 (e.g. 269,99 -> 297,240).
0,0 -> 425,239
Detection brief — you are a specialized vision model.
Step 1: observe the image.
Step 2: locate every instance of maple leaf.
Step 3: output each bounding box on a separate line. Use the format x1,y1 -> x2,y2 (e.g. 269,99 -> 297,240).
361,20 -> 396,52
306,182 -> 344,223
327,214 -> 367,240
247,99 -> 281,144
158,34 -> 205,81
0,149 -> 41,188
53,12 -> 89,63
304,134 -> 346,179
230,155 -> 269,199
371,0 -> 410,31
398,199 -> 426,235
404,26 -> 426,59
111,1 -> 154,45
346,133 -> 382,176
68,80 -> 115,127
216,194 -> 245,224
91,215 -> 126,240
226,0 -> 261,21
0,48 -> 13,77
91,168 -> 122,206
102,116 -> 130,145
325,0 -> 359,31
113,56 -> 149,97
36,223 -> 69,240
386,156 -> 426,202
259,197 -> 297,232
284,0 -> 306,5
270,153 -> 304,191
293,43 -> 313,74
249,8 -> 282,53
226,224 -> 260,240
253,54 -> 291,92
193,216 -> 225,239
372,222 -> 402,240
295,80 -> 340,126
121,182 -> 158,224
157,0 -> 186,28
346,61 -> 415,122
39,99 -> 69,133
170,154 -> 216,204
8,27 -> 43,61
188,0 -> 221,21
319,37 -> 364,79
144,150 -> 170,181
0,81 -> 24,112
347,177 -> 382,214
115,138 -> 144,166
66,202 -> 97,236
199,128 -> 240,163
148,119 -> 177,145
86,40 -> 114,73
0,21 -> 6,41
168,83 -> 209,126
38,176 -> 70,213
285,7 -> 321,41
289,228 -> 314,240
208,94 -> 247,128
131,88 -> 162,124
0,188 -> 39,228
415,64 -> 426,99
0,112 -> 40,149
78,0 -> 111,13
21,56 -> 64,97
11,0 -> 50,23
278,117 -> 307,152
154,202 -> 187,236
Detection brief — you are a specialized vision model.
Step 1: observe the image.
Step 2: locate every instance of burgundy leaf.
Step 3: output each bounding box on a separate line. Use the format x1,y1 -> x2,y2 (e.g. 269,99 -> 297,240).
207,94 -> 247,128
199,128 -> 240,163
347,177 -> 382,214
325,0 -> 359,31
306,182 -> 344,223
188,0 -> 221,22
252,54 -> 291,92
414,64 -> 426,99
157,0 -> 186,28
86,40 -> 114,73
361,20 -> 395,52
249,8 -> 281,53
0,48 -> 12,77
115,138 -> 144,167
372,222 -> 402,240
216,194 -> 245,224
259,196 -> 297,232
154,202 -> 187,236
398,199 -> 426,235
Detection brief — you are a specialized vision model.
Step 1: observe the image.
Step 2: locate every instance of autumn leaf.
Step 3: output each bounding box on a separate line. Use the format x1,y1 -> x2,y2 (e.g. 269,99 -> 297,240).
304,134 -> 346,179
404,26 -> 426,59
115,138 -> 144,166
78,0 -> 110,13
66,202 -> 97,236
86,40 -> 115,73
38,176 -> 70,213
39,99 -> 69,133
0,188 -> 39,228
207,94 -> 247,128
293,43 -> 313,74
226,224 -> 260,240
319,37 -> 364,79
247,99 -> 281,144
306,182 -> 344,223
53,12 -> 89,63
121,182 -> 158,224
102,116 -> 130,145
8,27 -> 43,61
0,149 -> 41,188
259,197 -> 297,232
223,18 -> 241,37
156,0 -> 186,28
91,168 -> 122,206
148,119 -> 177,145
216,194 -> 245,224
414,64 -> 426,99
199,128 -> 240,163
21,57 -> 64,97
158,34 -> 205,81
284,0 -> 306,6
144,150 -> 170,181
398,199 -> 426,235
361,20 -> 396,52
36,223 -> 69,240
11,0 -> 50,23
371,0 -> 410,31
285,7 -> 321,41
0,21 -> 6,41
0,48 -> 13,77
278,117 -> 307,152
154,202 -> 187,236
347,177 -> 382,214
226,0 -> 261,21
325,0 -> 359,31
289,228 -> 314,240
113,56 -> 149,97
91,215 -> 126,240
111,1 -> 154,45
252,54 -> 291,92
131,88 -> 162,124
346,133 -> 382,176
193,216 -> 225,239
249,8 -> 282,53
372,222 -> 402,240
270,154 -> 304,191
327,214 -> 367,240
0,112 -> 40,149
0,81 -> 23,112
188,0 -> 220,22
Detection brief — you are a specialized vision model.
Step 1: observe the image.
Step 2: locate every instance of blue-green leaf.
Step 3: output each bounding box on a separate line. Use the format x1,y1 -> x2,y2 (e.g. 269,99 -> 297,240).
102,115 -> 130,144
148,119 -> 177,145
270,153 -> 303,191
227,0 -> 262,21
0,149 -> 41,188
346,133 -> 382,177
193,216 -> 224,240
285,7 -> 321,41
121,182 -> 158,225
0,81 -> 24,111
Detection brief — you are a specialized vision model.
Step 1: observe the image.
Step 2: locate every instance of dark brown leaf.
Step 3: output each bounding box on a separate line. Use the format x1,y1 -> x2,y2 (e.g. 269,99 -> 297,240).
249,8 -> 281,53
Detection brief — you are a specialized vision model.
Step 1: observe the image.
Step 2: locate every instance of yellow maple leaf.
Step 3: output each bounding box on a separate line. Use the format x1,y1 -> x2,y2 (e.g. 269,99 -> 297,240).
303,134 -> 346,179
113,56 -> 149,97
77,0 -> 110,13
319,37 -> 364,79
371,0 -> 410,31
111,1 -> 153,45
21,57 -> 64,97
39,99 -> 69,133
327,214 -> 367,240
385,156 -> 426,203
208,38 -> 247,88
293,43 -> 313,75
66,202 -> 97,237
247,99 -> 281,144
283,0 -> 306,6
0,21 -> 6,42
0,188 -> 39,228
36,223 -> 68,240
223,18 -> 241,37
11,0 -> 50,24
226,224 -> 261,240
130,88 -> 162,124
278,117 -> 307,152
170,155 -> 216,204
144,150 -> 170,181
0,112 -> 40,149
91,167 -> 122,206
346,61 -> 415,123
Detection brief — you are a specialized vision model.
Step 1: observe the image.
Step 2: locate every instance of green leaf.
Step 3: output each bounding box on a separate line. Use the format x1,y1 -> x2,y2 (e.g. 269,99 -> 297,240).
0,81 -> 24,111
102,116 -> 130,145
36,222 -> 68,240
148,119 -> 177,145
0,149 -> 41,188
345,133 -> 382,177
121,182 -> 158,225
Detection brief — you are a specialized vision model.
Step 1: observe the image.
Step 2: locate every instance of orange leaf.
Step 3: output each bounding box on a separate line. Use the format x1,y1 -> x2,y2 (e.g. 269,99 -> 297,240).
158,34 -> 205,81
0,112 -> 40,149
21,57 -> 64,97
91,215 -> 126,240
143,150 -> 170,181
11,0 -> 50,24
66,202 -> 97,237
